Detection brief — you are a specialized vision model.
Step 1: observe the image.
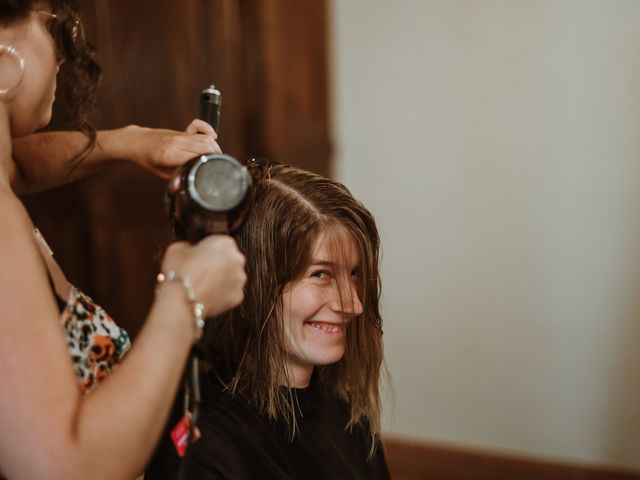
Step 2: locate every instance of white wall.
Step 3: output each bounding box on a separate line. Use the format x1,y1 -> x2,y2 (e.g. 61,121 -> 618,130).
331,0 -> 640,469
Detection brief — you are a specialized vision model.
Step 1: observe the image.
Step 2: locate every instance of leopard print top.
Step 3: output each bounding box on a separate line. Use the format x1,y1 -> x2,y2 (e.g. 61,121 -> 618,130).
59,286 -> 131,394
34,228 -> 130,394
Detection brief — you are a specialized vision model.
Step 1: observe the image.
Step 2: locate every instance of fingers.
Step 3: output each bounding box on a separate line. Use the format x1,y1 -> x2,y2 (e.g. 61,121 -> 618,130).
128,124 -> 224,180
177,137 -> 222,158
154,136 -> 222,178
185,118 -> 217,138
182,135 -> 221,155
184,119 -> 220,154
162,236 -> 247,319
197,236 -> 247,316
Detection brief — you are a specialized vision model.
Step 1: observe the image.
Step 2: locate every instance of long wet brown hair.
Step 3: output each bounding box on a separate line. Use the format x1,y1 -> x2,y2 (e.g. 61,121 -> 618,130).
206,161 -> 385,448
1,0 -> 101,157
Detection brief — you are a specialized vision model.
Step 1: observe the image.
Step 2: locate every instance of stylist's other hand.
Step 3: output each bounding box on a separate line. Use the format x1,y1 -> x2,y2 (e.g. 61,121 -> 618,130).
120,119 -> 221,178
162,235 -> 246,318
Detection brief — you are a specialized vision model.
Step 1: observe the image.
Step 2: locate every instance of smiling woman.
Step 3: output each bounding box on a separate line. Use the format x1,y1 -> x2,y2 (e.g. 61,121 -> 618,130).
146,161 -> 390,479
281,227 -> 364,387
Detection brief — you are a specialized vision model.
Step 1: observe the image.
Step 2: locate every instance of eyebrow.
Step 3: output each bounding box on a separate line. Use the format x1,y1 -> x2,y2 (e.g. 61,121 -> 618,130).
309,259 -> 360,269
309,260 -> 335,267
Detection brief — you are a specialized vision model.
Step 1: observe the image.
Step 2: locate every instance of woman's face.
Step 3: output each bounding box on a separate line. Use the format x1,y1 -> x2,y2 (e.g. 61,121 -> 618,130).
281,227 -> 363,387
1,7 -> 59,136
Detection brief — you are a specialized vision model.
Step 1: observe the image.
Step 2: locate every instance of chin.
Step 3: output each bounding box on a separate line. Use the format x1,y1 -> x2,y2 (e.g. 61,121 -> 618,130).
32,117 -> 52,134
29,110 -> 53,133
41,108 -> 53,128
309,348 -> 345,367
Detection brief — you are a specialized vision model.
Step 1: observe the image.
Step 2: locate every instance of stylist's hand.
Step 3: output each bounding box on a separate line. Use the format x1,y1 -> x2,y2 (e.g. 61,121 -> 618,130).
119,119 -> 221,178
162,235 -> 246,318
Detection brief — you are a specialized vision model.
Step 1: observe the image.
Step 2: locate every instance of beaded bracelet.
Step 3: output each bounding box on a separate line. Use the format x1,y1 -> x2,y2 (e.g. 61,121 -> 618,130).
156,269 -> 205,341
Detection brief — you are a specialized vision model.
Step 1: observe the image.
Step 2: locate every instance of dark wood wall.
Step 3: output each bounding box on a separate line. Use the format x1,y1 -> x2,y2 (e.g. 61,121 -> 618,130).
23,0 -> 330,338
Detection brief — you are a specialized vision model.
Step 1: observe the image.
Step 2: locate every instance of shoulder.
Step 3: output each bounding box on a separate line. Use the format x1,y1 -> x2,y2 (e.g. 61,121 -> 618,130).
0,188 -> 41,263
147,376 -> 275,480
0,188 -> 62,351
0,187 -> 32,231
0,188 -> 49,295
188,377 -> 292,478
313,391 -> 389,475
198,377 -> 273,444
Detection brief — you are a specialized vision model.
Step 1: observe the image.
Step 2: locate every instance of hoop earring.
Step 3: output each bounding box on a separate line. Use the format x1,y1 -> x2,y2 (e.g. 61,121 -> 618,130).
0,44 -> 26,96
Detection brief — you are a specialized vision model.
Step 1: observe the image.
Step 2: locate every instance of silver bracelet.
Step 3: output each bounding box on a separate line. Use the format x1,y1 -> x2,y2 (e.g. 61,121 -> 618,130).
156,269 -> 205,341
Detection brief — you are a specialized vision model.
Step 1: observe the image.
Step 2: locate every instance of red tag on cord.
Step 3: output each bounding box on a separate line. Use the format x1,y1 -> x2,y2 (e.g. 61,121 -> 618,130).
171,415 -> 191,457
171,413 -> 202,457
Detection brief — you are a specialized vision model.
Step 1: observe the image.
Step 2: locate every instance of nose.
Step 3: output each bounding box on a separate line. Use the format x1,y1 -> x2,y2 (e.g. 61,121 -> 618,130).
330,281 -> 363,318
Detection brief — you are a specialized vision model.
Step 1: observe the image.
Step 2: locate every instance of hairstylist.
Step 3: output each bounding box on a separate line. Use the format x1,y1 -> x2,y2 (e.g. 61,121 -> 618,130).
0,1 -> 246,478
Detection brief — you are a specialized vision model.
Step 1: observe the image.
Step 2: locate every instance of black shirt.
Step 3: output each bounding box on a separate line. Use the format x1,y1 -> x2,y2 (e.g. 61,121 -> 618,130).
145,374 -> 390,480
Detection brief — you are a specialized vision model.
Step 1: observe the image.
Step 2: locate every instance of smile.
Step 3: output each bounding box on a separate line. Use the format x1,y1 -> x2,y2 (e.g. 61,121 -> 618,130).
304,321 -> 345,335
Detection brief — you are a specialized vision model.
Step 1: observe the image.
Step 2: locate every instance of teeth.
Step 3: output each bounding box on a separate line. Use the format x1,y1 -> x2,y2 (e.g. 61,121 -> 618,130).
308,322 -> 343,333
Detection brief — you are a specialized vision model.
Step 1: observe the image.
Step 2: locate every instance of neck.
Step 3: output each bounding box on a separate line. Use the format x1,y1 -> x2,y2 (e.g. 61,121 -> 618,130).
0,102 -> 14,189
284,360 -> 314,388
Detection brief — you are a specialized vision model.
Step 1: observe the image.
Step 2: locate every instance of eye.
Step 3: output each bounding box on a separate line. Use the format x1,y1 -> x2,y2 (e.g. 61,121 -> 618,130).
309,269 -> 331,280
351,266 -> 361,278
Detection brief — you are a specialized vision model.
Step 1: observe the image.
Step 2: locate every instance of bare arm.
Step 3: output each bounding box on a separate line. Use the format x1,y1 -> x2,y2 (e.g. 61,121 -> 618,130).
0,190 -> 245,480
11,120 -> 220,195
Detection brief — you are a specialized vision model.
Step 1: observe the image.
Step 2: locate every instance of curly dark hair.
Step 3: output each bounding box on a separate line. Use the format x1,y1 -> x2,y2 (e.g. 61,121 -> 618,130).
1,0 -> 101,158
49,0 -> 101,160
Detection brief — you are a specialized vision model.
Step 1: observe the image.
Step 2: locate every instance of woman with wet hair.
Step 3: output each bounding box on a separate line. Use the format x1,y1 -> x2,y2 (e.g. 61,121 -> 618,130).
147,161 -> 390,479
0,1 -> 246,478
